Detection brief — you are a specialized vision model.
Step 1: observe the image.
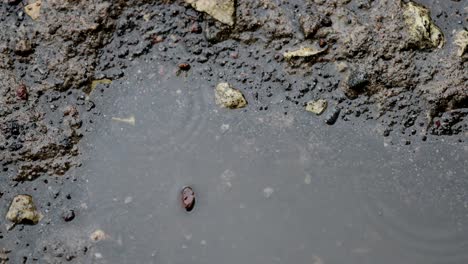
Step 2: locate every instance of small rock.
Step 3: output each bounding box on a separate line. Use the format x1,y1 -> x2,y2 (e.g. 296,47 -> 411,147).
6,195 -> 42,225
305,99 -> 328,115
215,82 -> 247,109
16,84 -> 28,100
403,1 -> 444,49
181,186 -> 196,212
90,230 -> 107,242
24,0 -> 41,20
185,0 -> 235,26
62,210 -> 75,222
325,107 -> 341,125
454,29 -> 468,59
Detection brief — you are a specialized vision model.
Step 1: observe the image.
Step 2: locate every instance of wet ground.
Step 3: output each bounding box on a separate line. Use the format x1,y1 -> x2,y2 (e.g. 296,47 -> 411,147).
0,0 -> 467,263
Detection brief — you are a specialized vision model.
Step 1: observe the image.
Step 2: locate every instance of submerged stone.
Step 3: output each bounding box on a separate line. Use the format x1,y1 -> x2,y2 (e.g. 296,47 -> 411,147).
6,195 -> 42,225
90,229 -> 107,242
306,99 -> 328,115
215,82 -> 247,109
185,0 -> 235,26
402,1 -> 444,49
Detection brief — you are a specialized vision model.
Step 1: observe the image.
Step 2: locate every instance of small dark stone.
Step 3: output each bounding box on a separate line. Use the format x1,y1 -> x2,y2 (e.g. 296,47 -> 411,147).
7,0 -> 21,4
325,107 -> 341,125
62,210 -> 75,222
383,129 -> 391,137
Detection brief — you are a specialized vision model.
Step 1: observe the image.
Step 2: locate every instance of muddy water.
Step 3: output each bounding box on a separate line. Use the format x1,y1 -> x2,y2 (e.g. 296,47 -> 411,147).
75,53 -> 468,264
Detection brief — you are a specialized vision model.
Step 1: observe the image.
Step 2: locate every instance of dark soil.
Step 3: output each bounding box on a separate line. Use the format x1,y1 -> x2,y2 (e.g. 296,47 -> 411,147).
0,0 -> 466,262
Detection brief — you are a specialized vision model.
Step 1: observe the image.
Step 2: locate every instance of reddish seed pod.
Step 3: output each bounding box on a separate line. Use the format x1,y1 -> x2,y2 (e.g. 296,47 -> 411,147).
178,63 -> 191,71
16,84 -> 28,100
181,186 -> 195,212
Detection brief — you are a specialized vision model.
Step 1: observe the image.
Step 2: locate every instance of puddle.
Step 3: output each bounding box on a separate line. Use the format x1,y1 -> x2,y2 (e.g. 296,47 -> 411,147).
77,55 -> 468,264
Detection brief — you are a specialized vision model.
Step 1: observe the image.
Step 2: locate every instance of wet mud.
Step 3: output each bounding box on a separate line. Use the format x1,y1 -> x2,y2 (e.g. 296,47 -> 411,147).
0,0 -> 467,263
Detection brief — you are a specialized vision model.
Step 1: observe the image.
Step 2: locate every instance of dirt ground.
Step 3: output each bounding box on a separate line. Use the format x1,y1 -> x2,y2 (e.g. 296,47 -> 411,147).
0,0 -> 466,262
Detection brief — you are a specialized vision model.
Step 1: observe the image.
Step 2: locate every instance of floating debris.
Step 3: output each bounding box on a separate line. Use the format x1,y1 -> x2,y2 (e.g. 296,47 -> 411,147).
185,0 -> 235,26
283,46 -> 326,60
111,116 -> 135,126
181,186 -> 196,212
124,196 -> 133,204
263,187 -> 274,198
312,255 -> 325,264
90,229 -> 108,242
306,99 -> 328,115
403,1 -> 444,49
24,0 -> 42,20
6,195 -> 42,225
304,174 -> 312,185
215,82 -> 247,109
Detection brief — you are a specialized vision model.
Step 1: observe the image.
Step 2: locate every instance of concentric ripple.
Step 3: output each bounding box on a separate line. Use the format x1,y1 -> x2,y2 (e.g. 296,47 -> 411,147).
355,170 -> 468,263
108,63 -> 210,158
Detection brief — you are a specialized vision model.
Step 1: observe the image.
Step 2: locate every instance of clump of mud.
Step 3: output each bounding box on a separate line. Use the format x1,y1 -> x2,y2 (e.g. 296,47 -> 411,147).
0,0 -> 157,180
